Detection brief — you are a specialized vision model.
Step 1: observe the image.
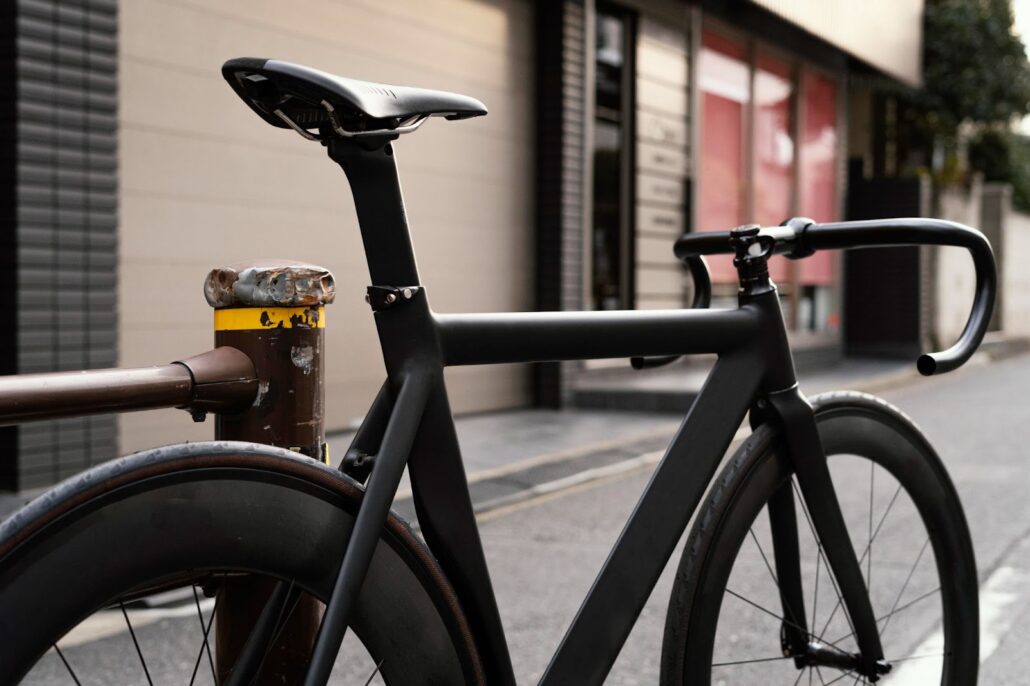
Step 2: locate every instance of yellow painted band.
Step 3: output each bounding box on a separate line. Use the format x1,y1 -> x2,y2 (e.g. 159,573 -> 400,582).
214,306 -> 326,331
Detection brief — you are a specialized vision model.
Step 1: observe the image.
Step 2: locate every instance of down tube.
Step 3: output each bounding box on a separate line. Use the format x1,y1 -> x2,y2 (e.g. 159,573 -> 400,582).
540,353 -> 762,685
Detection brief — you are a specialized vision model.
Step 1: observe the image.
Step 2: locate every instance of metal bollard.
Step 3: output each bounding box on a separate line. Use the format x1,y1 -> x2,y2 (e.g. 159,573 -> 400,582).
204,260 -> 335,684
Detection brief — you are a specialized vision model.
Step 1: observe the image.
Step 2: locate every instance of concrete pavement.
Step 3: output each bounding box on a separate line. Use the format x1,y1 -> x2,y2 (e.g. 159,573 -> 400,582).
476,351 -> 1030,683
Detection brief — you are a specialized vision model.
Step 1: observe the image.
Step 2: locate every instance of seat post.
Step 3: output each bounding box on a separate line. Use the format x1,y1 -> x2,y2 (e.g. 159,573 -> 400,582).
327,139 -> 422,287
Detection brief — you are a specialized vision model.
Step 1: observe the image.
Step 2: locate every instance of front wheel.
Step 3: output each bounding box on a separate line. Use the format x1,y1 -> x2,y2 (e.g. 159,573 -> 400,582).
661,391 -> 978,685
0,441 -> 484,684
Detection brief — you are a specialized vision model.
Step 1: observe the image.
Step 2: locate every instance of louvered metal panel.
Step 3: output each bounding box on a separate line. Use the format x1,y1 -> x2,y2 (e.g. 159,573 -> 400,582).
533,0 -> 588,407
0,0 -> 118,491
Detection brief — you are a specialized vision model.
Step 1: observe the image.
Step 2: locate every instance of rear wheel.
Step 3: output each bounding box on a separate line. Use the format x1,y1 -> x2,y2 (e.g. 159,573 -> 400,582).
661,392 -> 978,685
0,442 -> 483,685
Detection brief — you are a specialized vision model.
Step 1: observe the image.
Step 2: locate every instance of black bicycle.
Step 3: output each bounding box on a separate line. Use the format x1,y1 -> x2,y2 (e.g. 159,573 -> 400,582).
0,59 -> 992,685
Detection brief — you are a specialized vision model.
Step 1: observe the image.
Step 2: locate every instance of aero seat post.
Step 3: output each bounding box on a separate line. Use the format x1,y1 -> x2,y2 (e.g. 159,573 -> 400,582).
327,139 -> 421,288
204,261 -> 336,684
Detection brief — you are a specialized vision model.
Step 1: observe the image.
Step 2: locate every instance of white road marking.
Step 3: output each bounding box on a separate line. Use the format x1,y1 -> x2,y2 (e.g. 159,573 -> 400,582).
888,565 -> 1029,684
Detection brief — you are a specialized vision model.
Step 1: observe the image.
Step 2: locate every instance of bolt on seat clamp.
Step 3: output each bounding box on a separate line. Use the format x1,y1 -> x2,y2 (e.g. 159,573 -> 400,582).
365,285 -> 422,312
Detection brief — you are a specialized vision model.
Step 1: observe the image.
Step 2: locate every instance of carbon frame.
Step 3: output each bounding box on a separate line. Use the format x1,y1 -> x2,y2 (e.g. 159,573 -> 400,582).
295,139 -> 887,686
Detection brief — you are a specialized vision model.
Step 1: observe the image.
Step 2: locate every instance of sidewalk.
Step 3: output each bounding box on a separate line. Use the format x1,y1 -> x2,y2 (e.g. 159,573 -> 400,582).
570,355 -> 914,412
328,355 -> 924,521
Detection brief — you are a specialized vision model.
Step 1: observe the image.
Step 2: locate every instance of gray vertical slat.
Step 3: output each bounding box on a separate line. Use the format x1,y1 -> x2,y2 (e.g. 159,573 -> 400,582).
534,0 -> 587,407
558,1 -> 587,405
0,0 -> 18,491
9,0 -> 117,491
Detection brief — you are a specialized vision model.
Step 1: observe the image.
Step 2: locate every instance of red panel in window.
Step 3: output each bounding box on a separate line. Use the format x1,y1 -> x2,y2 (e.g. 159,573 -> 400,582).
698,31 -> 748,283
799,70 -> 838,286
702,30 -> 747,59
753,54 -> 794,282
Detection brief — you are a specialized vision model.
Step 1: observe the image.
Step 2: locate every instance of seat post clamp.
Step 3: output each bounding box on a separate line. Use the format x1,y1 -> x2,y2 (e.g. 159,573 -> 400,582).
365,285 -> 422,312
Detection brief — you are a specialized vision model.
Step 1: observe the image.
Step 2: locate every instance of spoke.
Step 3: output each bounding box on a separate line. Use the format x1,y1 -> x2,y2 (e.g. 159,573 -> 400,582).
824,671 -> 858,686
880,585 -> 940,623
791,480 -> 857,642
266,581 -> 302,655
793,667 -> 806,686
812,549 -> 821,633
818,482 -> 903,641
808,667 -> 858,686
53,644 -> 82,686
220,579 -> 301,684
750,526 -> 780,587
816,665 -> 829,686
712,655 -> 795,667
832,586 -> 941,645
880,538 -> 931,637
189,588 -> 220,686
120,600 -> 154,686
362,658 -> 386,686
724,588 -> 851,656
751,521 -> 807,630
867,462 -> 874,589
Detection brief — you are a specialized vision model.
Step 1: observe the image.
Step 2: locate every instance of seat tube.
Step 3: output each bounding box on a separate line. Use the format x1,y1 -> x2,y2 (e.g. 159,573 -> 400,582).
205,260 -> 336,684
327,138 -> 422,287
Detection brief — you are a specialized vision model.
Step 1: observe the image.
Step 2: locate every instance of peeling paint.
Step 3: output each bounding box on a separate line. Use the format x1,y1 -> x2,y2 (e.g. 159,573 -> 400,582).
204,261 -> 335,309
291,345 -> 315,375
253,381 -> 270,407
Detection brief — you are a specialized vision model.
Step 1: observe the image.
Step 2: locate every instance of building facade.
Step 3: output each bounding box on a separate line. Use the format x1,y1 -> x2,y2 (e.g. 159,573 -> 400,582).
535,0 -> 923,405
0,0 -> 923,490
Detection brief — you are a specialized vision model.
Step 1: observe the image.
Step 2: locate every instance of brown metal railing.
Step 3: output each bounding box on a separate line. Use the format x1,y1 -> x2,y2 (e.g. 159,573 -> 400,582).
0,260 -> 334,684
0,346 -> 258,426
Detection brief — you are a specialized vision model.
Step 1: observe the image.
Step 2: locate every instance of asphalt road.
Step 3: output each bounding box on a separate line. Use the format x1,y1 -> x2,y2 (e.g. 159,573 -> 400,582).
476,353 -> 1030,684
16,353 -> 1030,684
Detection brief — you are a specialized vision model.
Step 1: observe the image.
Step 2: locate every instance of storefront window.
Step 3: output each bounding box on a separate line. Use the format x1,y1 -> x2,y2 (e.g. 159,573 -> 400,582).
799,69 -> 839,330
698,31 -> 749,283
697,28 -> 840,331
753,53 -> 794,283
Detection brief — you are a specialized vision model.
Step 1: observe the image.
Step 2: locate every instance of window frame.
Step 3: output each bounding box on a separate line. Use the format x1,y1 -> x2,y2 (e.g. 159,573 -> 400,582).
588,2 -> 637,311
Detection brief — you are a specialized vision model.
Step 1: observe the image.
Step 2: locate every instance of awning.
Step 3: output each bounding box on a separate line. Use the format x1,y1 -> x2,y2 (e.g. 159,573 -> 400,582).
749,0 -> 924,86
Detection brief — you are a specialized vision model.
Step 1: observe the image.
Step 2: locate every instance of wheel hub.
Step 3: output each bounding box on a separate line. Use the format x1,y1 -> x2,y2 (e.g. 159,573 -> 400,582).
798,641 -> 892,681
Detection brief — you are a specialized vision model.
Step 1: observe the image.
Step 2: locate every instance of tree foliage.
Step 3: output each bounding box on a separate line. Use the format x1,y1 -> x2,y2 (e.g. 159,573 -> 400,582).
969,129 -> 1030,211
905,0 -> 1030,144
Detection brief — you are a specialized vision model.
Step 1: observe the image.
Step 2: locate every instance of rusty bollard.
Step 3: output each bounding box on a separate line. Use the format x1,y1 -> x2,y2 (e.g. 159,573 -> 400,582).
204,260 -> 335,684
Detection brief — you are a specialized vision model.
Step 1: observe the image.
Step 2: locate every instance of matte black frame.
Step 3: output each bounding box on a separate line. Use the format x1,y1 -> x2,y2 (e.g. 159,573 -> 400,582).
276,138 -> 914,686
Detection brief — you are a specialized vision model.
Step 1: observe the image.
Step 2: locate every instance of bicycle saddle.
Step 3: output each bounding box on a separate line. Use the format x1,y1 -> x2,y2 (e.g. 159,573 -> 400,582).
222,58 -> 487,140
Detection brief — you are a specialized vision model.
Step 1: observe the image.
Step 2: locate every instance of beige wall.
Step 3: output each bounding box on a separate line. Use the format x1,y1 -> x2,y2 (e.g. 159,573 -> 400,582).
750,0 -> 923,87
1003,211 -> 1030,337
936,183 -> 981,348
118,0 -> 535,452
634,11 -> 691,310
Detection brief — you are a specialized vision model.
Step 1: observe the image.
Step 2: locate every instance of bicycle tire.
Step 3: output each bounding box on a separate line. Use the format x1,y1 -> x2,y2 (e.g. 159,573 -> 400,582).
0,441 -> 484,684
660,391 -> 978,685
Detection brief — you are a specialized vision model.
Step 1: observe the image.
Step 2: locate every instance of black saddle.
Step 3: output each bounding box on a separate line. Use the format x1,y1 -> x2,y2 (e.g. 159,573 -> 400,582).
222,58 -> 487,141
